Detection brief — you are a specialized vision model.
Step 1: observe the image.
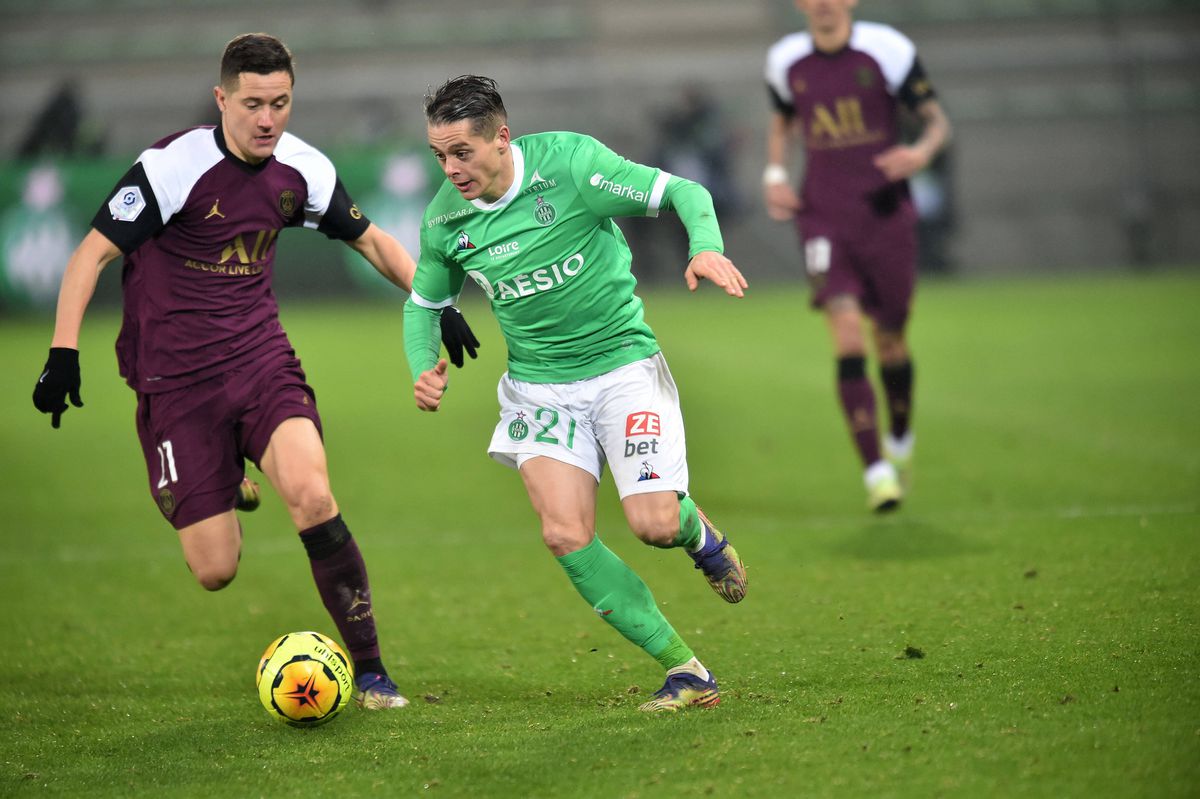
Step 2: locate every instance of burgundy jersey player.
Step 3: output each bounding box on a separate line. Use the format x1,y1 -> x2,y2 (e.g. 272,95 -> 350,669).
763,0 -> 951,512
31,33 -> 479,710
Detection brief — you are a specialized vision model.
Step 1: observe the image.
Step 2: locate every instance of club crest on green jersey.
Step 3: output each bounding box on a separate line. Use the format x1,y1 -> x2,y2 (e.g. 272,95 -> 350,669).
533,195 -> 556,226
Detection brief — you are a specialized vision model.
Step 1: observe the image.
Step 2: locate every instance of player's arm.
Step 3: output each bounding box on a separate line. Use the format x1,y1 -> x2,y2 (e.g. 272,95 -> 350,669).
572,134 -> 745,296
661,176 -> 747,297
873,98 -> 951,182
764,109 -> 802,221
404,300 -> 448,412
340,220 -> 478,367
873,57 -> 952,182
53,228 -> 122,350
404,229 -> 468,410
32,228 -> 122,428
345,222 -> 416,292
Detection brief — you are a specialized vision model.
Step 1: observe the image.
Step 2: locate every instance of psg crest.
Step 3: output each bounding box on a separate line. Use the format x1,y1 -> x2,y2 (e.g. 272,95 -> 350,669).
278,190 -> 297,217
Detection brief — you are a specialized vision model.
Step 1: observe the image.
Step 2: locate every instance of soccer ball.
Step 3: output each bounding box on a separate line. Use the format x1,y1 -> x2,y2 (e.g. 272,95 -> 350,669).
256,631 -> 354,727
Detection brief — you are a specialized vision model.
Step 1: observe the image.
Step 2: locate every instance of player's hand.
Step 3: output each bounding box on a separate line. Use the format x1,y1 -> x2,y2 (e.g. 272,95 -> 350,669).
873,145 -> 929,182
440,306 -> 480,368
414,359 -> 449,412
685,251 -> 748,298
32,347 -> 83,429
764,182 -> 802,221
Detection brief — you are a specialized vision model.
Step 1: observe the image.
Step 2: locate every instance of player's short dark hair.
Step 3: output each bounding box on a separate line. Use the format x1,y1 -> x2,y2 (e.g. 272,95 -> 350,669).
220,33 -> 295,89
424,75 -> 507,138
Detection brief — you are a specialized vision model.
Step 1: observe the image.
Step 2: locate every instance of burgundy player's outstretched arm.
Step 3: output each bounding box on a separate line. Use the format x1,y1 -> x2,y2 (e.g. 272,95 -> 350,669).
345,222 -> 417,293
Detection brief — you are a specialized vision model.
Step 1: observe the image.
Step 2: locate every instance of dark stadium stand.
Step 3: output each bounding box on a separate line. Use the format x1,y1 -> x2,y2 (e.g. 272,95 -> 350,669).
1,0 -> 1196,270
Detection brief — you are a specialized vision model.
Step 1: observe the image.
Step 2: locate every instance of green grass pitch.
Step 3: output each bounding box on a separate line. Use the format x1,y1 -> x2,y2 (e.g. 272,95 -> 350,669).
1,272 -> 1197,797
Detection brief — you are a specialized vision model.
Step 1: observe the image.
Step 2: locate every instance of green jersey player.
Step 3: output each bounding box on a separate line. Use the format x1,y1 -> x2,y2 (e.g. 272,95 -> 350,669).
404,76 -> 748,712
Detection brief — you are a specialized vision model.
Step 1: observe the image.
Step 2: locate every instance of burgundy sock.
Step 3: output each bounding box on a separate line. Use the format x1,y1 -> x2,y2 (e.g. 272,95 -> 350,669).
880,360 -> 914,439
837,356 -> 881,467
300,514 -> 382,668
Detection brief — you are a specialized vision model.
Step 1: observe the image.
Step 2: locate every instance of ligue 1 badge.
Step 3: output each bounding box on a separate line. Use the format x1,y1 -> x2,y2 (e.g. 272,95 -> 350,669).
533,195 -> 556,226
109,185 -> 146,222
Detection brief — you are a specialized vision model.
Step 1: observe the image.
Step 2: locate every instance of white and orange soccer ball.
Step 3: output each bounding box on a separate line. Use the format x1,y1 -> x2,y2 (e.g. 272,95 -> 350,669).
256,631 -> 353,728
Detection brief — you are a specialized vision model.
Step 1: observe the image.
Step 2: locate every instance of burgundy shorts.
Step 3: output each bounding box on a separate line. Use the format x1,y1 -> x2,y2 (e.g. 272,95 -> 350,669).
134,352 -> 323,530
796,208 -> 918,331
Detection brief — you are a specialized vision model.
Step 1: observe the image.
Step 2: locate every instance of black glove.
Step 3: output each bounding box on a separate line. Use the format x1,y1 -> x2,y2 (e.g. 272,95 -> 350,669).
440,306 -> 480,368
32,347 -> 83,429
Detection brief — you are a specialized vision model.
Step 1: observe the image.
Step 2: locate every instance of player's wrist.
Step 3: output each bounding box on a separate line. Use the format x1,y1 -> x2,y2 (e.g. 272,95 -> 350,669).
47,347 -> 80,366
762,164 -> 789,186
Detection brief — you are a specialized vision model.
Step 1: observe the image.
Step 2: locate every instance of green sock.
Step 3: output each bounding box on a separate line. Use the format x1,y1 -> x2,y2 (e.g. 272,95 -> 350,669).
557,536 -> 694,670
673,495 -> 703,550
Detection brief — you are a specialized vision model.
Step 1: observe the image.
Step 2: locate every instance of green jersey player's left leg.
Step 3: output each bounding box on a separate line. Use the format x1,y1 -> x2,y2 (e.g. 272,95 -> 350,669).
522,457 -> 744,712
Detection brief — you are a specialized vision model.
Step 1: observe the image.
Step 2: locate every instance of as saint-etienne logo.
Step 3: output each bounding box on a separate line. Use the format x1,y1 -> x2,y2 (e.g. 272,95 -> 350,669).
508,411 -> 529,441
533,195 -> 556,226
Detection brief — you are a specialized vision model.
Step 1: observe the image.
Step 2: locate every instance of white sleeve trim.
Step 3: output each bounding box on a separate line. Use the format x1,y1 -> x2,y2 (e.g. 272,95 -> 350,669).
409,289 -> 459,310
137,128 -> 223,225
646,171 -> 671,218
765,32 -> 813,106
851,22 -> 917,96
274,132 -> 337,230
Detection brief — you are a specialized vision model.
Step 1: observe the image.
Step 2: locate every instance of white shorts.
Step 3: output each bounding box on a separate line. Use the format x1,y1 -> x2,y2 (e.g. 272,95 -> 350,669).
487,352 -> 690,499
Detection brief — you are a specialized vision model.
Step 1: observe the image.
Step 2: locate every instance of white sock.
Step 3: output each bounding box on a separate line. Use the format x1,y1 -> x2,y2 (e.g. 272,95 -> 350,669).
884,431 -> 915,459
864,459 -> 897,488
667,657 -> 710,681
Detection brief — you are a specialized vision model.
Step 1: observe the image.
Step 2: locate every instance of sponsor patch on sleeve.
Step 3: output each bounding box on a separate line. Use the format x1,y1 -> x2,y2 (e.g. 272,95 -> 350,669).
108,186 -> 146,222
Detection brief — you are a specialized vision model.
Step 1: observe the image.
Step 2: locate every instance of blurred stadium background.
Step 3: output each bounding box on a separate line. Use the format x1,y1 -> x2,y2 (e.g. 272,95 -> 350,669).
1,0 -> 1197,312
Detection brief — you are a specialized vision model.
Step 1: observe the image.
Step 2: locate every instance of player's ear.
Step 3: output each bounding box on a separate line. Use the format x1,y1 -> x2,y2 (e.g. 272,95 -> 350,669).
496,124 -> 511,148
213,85 -> 226,113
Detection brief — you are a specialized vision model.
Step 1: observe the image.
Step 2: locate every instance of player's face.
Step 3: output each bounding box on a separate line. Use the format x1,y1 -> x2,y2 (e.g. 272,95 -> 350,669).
214,71 -> 294,165
796,0 -> 857,31
427,120 -> 512,203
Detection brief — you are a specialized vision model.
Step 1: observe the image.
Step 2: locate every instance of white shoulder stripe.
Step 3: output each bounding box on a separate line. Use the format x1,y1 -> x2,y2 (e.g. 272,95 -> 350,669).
765,32 -> 813,105
850,21 -> 917,96
137,128 -> 223,225
274,132 -> 337,230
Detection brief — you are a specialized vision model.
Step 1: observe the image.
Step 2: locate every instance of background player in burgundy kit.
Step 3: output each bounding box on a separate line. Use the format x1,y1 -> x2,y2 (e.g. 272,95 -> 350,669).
763,0 -> 951,512
30,33 -> 478,710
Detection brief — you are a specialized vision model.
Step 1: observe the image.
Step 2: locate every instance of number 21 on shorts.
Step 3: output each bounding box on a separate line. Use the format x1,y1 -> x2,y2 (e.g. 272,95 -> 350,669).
534,407 -> 577,448
156,440 -> 179,488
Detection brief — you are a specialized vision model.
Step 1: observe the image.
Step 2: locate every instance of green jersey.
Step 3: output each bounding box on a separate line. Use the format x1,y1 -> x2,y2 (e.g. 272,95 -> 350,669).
409,131 -> 720,384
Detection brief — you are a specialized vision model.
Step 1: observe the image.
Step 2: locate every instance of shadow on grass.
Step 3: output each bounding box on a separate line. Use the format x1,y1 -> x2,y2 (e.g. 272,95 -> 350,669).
829,516 -> 986,561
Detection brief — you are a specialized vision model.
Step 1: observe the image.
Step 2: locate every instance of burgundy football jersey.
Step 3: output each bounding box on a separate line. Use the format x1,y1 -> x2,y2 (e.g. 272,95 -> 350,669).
765,21 -> 937,224
92,126 -> 370,393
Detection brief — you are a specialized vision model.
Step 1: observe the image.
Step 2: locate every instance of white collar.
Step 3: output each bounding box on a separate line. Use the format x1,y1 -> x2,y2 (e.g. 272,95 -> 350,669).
470,142 -> 524,211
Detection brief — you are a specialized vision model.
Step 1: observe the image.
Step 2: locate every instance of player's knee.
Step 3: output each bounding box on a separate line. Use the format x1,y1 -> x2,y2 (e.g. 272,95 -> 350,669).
627,506 -> 678,548
284,480 -> 336,528
192,563 -> 237,591
878,340 -> 908,364
541,523 -> 592,557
